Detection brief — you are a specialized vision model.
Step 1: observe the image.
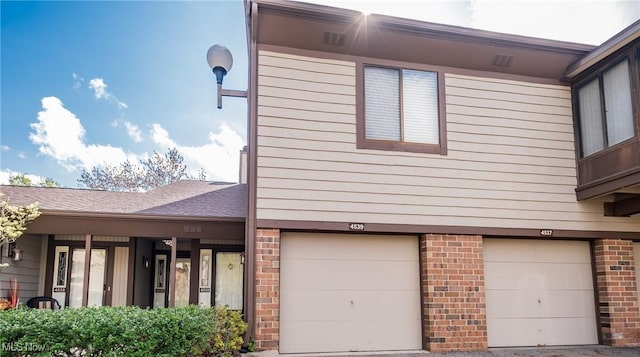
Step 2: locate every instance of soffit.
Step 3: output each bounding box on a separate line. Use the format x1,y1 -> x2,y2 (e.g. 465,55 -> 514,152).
255,0 -> 594,81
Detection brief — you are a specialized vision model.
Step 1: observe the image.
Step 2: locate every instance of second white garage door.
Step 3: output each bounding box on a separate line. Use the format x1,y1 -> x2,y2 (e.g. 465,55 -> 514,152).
280,233 -> 422,353
484,239 -> 598,347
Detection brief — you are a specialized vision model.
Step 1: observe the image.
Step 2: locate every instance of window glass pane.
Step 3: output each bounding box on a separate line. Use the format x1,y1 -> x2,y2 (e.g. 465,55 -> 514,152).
364,67 -> 400,140
578,79 -> 604,157
603,60 -> 634,146
403,69 -> 439,144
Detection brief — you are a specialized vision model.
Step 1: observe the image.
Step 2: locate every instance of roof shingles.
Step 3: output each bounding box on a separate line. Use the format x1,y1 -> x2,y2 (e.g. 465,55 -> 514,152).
0,180 -> 246,219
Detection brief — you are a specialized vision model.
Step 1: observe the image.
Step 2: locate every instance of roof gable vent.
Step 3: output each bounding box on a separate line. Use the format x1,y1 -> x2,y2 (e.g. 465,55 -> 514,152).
323,32 -> 345,46
492,54 -> 513,67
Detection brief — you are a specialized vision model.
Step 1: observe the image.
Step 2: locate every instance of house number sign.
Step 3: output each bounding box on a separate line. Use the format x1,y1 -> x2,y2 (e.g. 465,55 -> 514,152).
348,223 -> 365,231
539,229 -> 553,237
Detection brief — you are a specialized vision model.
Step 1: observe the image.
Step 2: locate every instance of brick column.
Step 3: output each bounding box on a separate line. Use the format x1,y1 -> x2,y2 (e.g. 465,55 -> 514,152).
254,229 -> 280,350
420,234 -> 487,352
594,239 -> 640,346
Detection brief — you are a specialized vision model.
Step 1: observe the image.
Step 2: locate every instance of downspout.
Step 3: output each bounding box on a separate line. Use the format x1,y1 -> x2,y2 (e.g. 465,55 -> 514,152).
243,0 -> 259,340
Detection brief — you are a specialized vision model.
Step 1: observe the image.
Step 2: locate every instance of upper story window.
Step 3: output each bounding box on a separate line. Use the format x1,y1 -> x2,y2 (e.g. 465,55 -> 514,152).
575,58 -> 636,157
357,63 -> 446,155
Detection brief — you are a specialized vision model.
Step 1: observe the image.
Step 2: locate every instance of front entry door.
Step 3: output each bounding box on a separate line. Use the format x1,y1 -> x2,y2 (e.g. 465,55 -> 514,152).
68,248 -> 107,307
215,252 -> 243,310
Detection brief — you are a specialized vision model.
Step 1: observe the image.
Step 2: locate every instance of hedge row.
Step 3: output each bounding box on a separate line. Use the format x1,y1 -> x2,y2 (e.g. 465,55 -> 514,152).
0,305 -> 247,357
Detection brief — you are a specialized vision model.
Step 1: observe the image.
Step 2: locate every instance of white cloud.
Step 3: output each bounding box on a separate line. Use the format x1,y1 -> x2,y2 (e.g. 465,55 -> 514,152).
17,152 -> 26,159
151,123 -> 246,183
111,120 -> 144,143
29,96 -> 136,171
88,78 -> 128,109
124,121 -> 143,143
72,72 -> 84,90
0,145 -> 9,151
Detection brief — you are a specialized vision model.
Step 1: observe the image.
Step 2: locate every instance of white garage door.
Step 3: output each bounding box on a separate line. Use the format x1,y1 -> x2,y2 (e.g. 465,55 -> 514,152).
280,233 -> 422,353
484,239 -> 598,347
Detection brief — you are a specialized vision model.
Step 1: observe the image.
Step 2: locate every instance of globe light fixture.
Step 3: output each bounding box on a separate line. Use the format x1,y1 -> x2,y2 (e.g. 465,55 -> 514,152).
206,44 -> 247,109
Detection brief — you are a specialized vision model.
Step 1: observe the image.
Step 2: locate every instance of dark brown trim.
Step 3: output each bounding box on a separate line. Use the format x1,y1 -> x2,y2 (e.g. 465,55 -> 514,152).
189,239 -> 200,305
26,215 -> 244,240
417,234 -> 427,350
245,0 -> 259,339
604,194 -> 640,217
105,246 -> 115,306
127,238 -> 135,306
571,39 -> 640,200
589,240 -> 604,345
38,210 -> 244,222
257,218 -> 640,240
44,234 -> 55,298
81,234 -> 92,307
564,20 -> 640,78
356,61 -> 448,155
168,237 -> 177,307
258,43 -> 572,86
576,162 -> 640,201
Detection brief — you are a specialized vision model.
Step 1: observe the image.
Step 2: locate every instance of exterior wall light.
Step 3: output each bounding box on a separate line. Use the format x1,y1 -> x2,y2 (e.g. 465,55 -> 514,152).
9,243 -> 23,262
206,44 -> 247,109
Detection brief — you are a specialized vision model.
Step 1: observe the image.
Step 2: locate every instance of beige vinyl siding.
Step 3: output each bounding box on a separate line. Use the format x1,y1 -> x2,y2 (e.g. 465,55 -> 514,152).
0,234 -> 43,303
256,50 -> 640,232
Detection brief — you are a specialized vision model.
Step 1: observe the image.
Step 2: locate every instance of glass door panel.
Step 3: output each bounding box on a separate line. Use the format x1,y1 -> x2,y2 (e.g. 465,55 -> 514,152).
175,258 -> 190,307
68,248 -> 106,307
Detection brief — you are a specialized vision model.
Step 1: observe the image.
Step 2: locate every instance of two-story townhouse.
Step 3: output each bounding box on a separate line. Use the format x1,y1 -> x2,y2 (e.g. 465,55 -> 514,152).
242,0 -> 640,353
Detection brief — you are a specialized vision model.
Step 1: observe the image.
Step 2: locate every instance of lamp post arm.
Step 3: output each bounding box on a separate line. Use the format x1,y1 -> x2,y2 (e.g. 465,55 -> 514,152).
216,86 -> 248,109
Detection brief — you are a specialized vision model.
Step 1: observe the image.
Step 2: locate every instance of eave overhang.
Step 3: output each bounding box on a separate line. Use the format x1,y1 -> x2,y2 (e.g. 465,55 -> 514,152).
252,0 -> 594,81
564,19 -> 640,79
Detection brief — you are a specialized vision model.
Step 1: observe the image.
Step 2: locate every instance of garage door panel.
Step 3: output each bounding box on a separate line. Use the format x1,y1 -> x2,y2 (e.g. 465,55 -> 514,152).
484,239 -> 598,347
484,239 -> 591,264
280,233 -> 422,353
281,259 -> 420,290
280,319 -> 422,354
487,317 -> 598,347
483,239 -> 538,262
281,233 -> 419,261
532,240 -> 591,263
485,262 -> 593,290
281,289 -> 421,321
485,289 -> 595,318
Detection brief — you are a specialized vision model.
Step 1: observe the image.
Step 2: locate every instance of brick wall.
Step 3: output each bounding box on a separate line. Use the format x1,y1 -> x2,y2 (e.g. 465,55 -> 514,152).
420,234 -> 487,352
254,228 -> 280,350
594,239 -> 640,346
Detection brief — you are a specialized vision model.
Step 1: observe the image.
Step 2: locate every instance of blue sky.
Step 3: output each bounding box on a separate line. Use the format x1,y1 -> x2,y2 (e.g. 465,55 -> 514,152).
1,0 -> 639,188
2,0 -> 248,186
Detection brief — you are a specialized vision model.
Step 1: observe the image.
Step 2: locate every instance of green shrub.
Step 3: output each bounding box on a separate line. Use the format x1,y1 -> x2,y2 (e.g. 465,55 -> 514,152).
208,306 -> 247,357
0,305 -> 247,357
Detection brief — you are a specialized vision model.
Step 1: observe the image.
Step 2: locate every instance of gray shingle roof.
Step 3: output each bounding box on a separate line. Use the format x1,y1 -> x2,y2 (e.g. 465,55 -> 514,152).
0,180 -> 246,219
